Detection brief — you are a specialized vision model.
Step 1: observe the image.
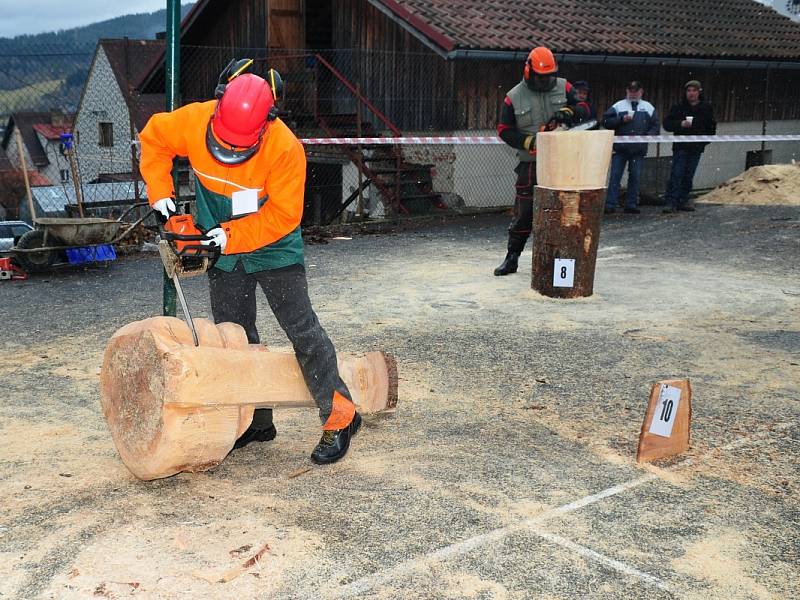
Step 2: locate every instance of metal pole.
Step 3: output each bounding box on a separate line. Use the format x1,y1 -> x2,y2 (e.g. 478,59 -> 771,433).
761,67 -> 770,161
356,83 -> 364,218
163,0 -> 181,317
125,37 -> 142,218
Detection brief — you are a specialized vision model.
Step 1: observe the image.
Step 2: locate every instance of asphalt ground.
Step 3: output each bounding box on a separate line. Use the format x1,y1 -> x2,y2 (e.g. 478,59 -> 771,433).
1,202 -> 798,599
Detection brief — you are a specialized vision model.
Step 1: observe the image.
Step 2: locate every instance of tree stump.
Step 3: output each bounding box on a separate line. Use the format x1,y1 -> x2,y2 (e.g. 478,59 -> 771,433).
100,316 -> 398,480
531,187 -> 605,298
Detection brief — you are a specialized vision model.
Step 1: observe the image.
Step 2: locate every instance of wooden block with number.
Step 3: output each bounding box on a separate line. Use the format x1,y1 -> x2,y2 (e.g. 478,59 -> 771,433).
636,379 -> 692,463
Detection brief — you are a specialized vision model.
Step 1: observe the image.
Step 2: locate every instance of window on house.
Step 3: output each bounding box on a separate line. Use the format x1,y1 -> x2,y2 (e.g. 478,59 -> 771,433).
60,169 -> 70,183
99,122 -> 113,147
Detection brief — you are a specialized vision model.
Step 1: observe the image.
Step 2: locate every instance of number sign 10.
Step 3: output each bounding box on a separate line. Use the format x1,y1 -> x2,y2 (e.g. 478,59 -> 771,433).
648,384 -> 682,438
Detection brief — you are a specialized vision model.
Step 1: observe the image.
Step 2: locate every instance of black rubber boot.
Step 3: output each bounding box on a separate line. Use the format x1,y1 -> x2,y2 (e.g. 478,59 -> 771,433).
233,408 -> 276,450
493,252 -> 519,276
310,413 -> 362,465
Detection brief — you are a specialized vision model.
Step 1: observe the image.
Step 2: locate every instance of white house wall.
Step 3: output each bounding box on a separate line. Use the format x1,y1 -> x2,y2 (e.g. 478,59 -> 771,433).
74,46 -> 135,184
34,131 -> 71,188
4,132 -> 37,178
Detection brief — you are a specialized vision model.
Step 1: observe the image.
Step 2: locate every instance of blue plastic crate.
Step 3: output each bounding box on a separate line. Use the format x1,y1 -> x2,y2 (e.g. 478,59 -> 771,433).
66,245 -> 117,265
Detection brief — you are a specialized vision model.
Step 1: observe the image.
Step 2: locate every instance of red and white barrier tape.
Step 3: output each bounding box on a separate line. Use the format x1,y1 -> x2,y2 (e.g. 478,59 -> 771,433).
300,134 -> 800,145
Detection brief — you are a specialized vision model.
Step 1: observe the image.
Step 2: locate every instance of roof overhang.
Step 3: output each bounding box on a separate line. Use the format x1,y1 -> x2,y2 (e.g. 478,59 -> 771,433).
447,49 -> 800,70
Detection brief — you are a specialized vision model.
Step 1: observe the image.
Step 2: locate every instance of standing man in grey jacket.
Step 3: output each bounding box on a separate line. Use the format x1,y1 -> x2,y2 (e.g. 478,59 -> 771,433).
602,81 -> 660,214
493,46 -> 590,276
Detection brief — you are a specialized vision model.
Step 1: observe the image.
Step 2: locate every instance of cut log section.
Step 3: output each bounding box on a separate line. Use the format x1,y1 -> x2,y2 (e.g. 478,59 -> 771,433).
100,316 -> 398,480
531,187 -> 605,298
636,379 -> 692,463
536,130 -> 614,190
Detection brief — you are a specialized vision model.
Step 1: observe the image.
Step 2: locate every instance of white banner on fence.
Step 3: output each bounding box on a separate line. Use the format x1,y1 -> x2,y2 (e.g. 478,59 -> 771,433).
299,134 -> 800,145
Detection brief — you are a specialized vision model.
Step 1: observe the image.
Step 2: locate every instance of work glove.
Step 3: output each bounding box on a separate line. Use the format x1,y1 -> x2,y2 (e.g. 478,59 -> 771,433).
551,106 -> 576,126
523,135 -> 536,153
152,198 -> 176,223
203,227 -> 227,252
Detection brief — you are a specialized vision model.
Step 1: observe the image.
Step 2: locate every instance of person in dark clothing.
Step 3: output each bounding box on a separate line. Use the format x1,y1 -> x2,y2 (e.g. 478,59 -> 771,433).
602,81 -> 660,214
662,80 -> 717,213
494,47 -> 590,276
572,80 -> 597,123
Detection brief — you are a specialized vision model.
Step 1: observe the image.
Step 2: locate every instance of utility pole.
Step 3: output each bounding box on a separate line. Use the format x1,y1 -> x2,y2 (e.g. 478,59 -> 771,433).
163,0 -> 181,317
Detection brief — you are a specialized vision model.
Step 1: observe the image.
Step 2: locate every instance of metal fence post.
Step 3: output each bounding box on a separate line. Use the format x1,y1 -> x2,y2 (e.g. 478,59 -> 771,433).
162,0 -> 180,317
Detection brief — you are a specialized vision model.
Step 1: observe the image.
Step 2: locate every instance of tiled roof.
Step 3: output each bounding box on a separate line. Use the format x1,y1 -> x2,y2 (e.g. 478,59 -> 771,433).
99,39 -> 166,92
371,0 -> 800,59
129,93 -> 166,132
32,121 -> 73,141
2,112 -> 51,167
28,171 -> 52,187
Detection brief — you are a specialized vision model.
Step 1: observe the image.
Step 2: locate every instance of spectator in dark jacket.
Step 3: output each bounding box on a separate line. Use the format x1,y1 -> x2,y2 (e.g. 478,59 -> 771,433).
602,81 -> 660,214
662,80 -> 717,213
572,80 -> 597,123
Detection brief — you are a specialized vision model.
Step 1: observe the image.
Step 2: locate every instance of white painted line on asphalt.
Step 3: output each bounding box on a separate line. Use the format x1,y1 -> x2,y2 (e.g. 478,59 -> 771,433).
336,423 -> 792,598
336,474 -> 658,597
533,531 -> 671,592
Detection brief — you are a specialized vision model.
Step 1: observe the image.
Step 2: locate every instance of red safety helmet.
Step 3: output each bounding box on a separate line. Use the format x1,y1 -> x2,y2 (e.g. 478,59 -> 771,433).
212,73 -> 274,148
524,47 -> 558,80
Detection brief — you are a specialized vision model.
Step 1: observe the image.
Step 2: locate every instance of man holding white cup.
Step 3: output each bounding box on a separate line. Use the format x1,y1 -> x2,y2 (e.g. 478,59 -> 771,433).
662,80 -> 717,213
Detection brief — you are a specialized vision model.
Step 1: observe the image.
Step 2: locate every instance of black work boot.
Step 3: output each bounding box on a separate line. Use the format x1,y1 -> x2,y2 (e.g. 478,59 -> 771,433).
311,412 -> 362,464
493,252 -> 520,276
233,409 -> 276,449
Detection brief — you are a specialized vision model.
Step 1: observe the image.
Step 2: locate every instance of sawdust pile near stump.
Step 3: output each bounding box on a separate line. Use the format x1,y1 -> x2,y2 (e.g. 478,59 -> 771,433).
698,162 -> 800,206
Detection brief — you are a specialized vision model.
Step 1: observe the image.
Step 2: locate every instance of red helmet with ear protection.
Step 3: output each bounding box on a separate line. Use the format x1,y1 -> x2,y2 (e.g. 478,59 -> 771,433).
211,73 -> 274,148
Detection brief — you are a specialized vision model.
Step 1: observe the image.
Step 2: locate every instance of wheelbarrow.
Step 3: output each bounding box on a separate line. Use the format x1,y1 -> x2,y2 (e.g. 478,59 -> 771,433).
10,202 -> 154,273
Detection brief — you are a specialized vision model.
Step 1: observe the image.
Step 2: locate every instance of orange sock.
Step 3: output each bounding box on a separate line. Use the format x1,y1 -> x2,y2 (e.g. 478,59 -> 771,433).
322,391 -> 356,430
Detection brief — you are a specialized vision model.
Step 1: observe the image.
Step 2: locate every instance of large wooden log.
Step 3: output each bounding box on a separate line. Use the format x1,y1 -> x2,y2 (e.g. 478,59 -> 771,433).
531,187 -> 605,298
100,317 -> 397,480
531,130 -> 614,298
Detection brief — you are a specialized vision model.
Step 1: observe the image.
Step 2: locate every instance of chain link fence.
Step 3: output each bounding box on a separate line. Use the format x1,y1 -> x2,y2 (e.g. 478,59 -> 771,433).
2,41 -> 799,227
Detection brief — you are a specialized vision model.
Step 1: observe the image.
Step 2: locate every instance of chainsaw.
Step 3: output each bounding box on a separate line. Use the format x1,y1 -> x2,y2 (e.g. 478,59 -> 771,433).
156,205 -> 220,346
542,118 -> 598,133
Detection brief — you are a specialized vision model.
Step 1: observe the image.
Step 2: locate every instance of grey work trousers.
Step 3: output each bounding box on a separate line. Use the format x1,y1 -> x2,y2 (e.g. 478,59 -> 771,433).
208,261 -> 351,428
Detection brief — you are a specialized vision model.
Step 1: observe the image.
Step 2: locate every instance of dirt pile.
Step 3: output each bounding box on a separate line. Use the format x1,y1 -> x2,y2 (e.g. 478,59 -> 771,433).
699,162 -> 800,206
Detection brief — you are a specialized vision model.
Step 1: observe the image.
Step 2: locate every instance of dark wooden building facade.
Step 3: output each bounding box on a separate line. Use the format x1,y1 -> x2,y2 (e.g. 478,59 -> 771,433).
140,0 -> 800,134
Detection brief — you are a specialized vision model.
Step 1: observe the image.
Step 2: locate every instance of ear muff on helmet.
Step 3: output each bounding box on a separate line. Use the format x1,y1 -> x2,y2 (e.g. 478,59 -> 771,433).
265,68 -> 283,122
215,58 -> 255,99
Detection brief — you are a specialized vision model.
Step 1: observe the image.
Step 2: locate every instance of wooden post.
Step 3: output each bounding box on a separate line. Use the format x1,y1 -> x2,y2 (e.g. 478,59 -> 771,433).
637,379 -> 692,463
14,129 -> 36,223
531,130 -> 614,298
100,317 -> 398,480
531,187 -> 605,298
64,145 -> 85,217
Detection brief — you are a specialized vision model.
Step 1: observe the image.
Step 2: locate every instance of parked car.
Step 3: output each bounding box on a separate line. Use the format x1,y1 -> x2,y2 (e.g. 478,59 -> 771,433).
0,220 -> 33,252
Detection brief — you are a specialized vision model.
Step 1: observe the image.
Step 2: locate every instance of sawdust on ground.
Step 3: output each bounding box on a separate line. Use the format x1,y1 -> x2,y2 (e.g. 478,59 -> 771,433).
672,530 -> 777,600
698,163 -> 800,205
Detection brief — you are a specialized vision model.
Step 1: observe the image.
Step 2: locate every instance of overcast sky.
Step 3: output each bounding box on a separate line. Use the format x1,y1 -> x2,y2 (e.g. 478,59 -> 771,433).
0,1 -> 191,38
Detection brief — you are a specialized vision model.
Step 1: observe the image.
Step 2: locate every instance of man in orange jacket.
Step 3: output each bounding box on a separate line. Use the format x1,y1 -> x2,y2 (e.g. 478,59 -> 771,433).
139,62 -> 360,465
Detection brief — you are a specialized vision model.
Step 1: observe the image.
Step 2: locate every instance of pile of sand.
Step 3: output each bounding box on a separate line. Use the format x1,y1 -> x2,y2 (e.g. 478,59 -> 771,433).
698,162 -> 800,206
